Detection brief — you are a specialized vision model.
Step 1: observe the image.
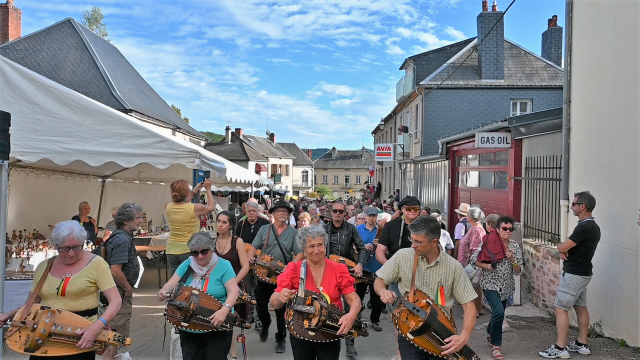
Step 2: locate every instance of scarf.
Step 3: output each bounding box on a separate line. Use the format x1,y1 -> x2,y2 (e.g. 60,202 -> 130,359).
188,252 -> 219,289
477,229 -> 506,264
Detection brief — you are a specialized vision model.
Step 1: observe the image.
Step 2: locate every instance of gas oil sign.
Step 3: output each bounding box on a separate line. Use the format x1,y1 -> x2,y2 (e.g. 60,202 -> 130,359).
375,143 -> 394,161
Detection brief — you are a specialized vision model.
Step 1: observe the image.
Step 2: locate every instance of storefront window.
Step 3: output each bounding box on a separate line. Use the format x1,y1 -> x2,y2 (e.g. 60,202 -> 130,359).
495,171 -> 508,190
479,172 -> 494,189
495,151 -> 509,166
479,152 -> 494,166
456,156 -> 467,167
467,154 -> 479,166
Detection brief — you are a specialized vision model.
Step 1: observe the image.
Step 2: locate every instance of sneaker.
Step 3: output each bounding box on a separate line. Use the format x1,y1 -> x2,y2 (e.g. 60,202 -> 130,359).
276,339 -> 286,353
567,341 -> 591,355
539,344 -> 571,359
346,345 -> 358,357
372,322 -> 382,332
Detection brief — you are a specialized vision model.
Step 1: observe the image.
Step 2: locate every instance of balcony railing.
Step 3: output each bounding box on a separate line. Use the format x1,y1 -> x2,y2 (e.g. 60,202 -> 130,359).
396,75 -> 414,101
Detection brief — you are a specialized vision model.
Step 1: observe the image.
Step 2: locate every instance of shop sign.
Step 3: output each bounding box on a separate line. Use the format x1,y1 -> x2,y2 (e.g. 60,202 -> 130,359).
375,143 -> 394,161
475,132 -> 511,148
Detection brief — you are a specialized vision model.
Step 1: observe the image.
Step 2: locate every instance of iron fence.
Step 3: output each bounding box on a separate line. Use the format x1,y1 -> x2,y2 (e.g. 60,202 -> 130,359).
520,155 -> 562,245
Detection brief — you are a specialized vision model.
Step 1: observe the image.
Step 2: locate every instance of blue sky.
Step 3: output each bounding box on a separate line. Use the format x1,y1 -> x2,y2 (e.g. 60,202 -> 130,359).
18,0 -> 564,149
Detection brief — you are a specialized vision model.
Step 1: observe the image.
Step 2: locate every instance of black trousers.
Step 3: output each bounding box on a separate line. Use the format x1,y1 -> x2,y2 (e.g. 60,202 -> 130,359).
179,329 -> 232,360
30,353 -> 95,360
290,334 -> 341,360
355,281 -> 383,323
398,334 -> 442,360
255,280 -> 287,341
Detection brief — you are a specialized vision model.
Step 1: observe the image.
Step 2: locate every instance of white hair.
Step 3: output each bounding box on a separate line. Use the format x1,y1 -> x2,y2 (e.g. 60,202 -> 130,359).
51,220 -> 87,247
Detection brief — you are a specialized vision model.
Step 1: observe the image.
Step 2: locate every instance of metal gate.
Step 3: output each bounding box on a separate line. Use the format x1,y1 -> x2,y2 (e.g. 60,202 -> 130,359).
519,155 -> 562,244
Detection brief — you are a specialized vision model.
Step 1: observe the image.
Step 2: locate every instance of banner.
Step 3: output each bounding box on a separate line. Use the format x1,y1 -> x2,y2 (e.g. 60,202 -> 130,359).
374,143 -> 394,161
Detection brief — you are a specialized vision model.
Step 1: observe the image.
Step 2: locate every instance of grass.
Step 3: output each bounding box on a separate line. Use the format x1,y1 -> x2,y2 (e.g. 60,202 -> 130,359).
617,338 -> 628,347
588,321 -> 604,338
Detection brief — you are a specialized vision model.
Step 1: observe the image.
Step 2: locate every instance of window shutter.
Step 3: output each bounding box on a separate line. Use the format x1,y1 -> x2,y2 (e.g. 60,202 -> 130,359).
271,164 -> 277,175
285,165 -> 290,176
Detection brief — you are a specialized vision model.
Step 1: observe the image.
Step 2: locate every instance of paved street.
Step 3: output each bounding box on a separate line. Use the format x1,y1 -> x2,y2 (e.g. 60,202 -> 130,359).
2,258 -> 637,360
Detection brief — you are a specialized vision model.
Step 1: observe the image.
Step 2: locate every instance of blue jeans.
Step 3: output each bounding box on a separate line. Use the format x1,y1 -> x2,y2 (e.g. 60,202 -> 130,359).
483,289 -> 507,346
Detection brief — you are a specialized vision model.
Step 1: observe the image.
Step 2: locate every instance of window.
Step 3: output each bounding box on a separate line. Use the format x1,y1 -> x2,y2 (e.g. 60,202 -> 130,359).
322,175 -> 328,184
302,171 -> 309,187
314,174 -> 317,185
368,175 -> 374,184
511,99 -> 532,116
344,192 -> 351,199
355,175 -> 361,184
345,175 -> 350,185
333,175 -> 339,184
414,103 -> 420,133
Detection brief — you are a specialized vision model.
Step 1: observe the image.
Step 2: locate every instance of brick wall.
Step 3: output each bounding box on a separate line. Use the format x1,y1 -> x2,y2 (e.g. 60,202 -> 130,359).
421,88 -> 564,155
521,239 -> 561,314
0,1 -> 21,44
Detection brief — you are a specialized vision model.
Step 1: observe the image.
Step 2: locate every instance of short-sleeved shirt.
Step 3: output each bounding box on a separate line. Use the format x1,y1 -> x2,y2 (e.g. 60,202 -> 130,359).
454,218 -> 469,240
251,224 -> 300,263
356,223 -> 382,273
175,258 -> 236,303
106,229 -> 140,287
104,220 -> 116,232
565,218 -> 601,276
470,240 -> 523,300
31,255 -> 116,322
378,217 -> 412,257
235,217 -> 270,244
439,230 -> 454,251
376,248 -> 477,316
276,259 -> 355,310
457,226 -> 486,267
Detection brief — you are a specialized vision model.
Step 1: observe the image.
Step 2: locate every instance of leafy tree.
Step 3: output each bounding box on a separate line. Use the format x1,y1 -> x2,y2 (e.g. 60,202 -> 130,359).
314,185 -> 332,198
81,6 -> 110,42
170,104 -> 190,124
201,131 -> 225,142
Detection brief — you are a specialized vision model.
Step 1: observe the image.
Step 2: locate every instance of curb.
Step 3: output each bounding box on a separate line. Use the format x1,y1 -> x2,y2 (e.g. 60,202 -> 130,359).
170,329 -> 182,360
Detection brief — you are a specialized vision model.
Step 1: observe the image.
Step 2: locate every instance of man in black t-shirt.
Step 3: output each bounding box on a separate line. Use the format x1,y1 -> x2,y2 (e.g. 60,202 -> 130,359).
103,203 -> 143,360
539,191 -> 601,359
375,196 -> 421,263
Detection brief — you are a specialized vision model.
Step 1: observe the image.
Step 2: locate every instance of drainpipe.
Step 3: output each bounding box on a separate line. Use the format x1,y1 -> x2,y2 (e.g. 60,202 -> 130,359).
560,0 -> 573,242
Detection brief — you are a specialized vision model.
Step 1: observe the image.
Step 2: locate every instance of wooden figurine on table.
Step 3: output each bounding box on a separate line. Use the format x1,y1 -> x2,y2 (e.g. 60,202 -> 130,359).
19,259 -> 26,273
11,230 -> 17,242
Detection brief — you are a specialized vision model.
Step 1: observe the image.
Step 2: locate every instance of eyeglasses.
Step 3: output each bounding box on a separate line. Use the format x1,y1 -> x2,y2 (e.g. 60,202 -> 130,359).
57,245 -> 84,253
571,202 -> 583,207
500,227 -> 515,232
332,209 -> 345,214
357,217 -> 366,220
190,249 -> 210,257
408,236 -> 427,246
403,206 -> 420,213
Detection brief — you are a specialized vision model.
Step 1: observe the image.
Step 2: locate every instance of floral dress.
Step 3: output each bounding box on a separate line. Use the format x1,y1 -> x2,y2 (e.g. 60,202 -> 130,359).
470,240 -> 523,301
457,226 -> 485,267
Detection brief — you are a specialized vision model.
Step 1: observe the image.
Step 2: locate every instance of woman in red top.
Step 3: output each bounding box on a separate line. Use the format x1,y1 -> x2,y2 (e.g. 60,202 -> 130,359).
270,226 -> 361,360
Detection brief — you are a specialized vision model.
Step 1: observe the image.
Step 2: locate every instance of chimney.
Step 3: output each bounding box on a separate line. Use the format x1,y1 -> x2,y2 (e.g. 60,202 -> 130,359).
234,127 -> 243,137
224,125 -> 232,144
491,0 -> 498,11
482,0 -> 488,12
331,147 -> 337,159
477,0 -> 505,80
269,132 -> 276,143
541,15 -> 563,67
0,0 -> 21,45
307,149 -> 313,159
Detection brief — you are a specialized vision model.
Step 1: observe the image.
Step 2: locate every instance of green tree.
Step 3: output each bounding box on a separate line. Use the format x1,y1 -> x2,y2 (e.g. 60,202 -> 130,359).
80,6 -> 110,42
201,131 -> 225,142
314,185 -> 332,198
170,104 -> 190,124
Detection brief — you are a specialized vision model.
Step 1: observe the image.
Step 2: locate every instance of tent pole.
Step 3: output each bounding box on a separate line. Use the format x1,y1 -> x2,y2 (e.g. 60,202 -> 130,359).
96,178 -> 107,225
0,161 -> 8,359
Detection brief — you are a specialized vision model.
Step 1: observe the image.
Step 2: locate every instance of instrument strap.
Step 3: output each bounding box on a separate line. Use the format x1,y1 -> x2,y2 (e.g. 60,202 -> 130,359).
5,256 -> 56,339
398,218 -> 405,248
408,253 -> 419,303
296,260 -> 308,301
270,225 -> 291,264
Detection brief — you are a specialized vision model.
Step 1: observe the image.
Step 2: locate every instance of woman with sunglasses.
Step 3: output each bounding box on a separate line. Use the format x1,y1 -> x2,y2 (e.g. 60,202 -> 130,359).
158,232 -> 240,360
470,216 -> 523,360
0,221 -> 122,360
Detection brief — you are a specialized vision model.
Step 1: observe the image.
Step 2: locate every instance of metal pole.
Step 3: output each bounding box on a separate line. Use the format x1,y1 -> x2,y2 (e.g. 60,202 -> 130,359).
95,178 -> 107,226
0,160 -> 8,358
560,0 -> 573,241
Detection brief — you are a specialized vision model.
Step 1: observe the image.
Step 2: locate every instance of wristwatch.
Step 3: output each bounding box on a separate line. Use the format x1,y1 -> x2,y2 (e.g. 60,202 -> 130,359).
223,303 -> 231,309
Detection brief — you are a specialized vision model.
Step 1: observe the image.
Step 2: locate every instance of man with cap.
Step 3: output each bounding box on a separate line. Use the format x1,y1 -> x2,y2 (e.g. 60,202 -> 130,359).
248,201 -> 304,353
323,201 -> 367,357
356,206 -> 384,332
453,203 -> 471,260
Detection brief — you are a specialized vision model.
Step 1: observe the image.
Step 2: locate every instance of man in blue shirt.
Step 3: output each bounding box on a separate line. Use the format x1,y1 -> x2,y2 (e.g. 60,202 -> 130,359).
356,206 -> 384,332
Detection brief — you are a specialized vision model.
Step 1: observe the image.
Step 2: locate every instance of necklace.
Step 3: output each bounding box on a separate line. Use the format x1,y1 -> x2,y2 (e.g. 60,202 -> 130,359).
217,234 -> 231,253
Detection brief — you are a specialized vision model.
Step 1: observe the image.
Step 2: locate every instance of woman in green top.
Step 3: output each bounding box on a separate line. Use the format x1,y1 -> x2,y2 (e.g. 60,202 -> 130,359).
158,232 -> 240,360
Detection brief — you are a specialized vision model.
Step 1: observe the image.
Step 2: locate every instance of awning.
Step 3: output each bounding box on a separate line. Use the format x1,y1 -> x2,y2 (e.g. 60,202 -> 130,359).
255,163 -> 267,172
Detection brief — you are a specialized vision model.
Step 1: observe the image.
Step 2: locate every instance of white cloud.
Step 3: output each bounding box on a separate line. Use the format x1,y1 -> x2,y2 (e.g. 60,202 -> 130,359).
320,82 -> 355,96
444,26 -> 466,41
331,99 -> 357,107
386,45 -> 405,56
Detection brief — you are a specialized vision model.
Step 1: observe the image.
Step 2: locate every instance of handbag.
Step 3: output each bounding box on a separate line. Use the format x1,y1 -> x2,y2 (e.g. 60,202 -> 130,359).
464,263 -> 482,285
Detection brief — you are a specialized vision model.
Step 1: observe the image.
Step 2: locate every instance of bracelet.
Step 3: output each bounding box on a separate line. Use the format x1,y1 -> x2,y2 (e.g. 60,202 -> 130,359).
98,317 -> 107,327
512,262 -> 518,267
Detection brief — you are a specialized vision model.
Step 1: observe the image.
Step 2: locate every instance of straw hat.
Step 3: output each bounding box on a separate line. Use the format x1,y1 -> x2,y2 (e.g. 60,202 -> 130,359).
454,203 -> 470,216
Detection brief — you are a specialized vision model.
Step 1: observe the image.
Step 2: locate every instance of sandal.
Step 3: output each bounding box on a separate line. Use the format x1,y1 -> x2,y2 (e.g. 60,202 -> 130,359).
492,347 -> 504,360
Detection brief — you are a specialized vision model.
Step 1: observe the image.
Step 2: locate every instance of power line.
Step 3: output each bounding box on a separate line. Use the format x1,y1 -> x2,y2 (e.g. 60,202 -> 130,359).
424,0 -> 517,95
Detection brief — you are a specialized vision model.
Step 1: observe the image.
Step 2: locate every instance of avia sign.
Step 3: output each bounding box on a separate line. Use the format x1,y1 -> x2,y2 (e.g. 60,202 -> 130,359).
375,143 -> 394,161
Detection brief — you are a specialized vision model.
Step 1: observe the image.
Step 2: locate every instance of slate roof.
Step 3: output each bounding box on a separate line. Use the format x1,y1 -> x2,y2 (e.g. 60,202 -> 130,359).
420,38 -> 564,87
279,143 -> 314,166
205,133 -> 267,162
0,18 -> 204,139
242,134 -> 294,159
314,148 -> 375,169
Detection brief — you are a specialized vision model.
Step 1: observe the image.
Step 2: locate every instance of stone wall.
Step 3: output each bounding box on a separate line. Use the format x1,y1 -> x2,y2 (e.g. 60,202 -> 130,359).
520,239 -> 562,314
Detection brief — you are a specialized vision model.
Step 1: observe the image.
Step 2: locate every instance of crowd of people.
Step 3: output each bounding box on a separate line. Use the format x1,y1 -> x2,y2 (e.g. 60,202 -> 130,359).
0,177 -> 602,360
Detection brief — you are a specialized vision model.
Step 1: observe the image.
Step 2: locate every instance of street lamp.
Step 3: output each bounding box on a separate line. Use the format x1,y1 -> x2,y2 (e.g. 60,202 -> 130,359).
378,120 -> 384,130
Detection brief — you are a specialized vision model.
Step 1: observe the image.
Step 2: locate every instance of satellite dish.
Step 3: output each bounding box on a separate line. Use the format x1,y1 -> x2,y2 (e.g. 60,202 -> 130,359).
266,130 -> 271,136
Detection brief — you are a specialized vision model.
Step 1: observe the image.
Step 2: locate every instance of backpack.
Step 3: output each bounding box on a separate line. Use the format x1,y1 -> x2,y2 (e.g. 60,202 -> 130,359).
460,218 -> 471,235
92,229 -> 127,259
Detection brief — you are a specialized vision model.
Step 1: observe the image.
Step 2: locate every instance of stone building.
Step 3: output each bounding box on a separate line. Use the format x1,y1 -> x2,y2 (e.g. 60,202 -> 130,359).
314,147 -> 374,200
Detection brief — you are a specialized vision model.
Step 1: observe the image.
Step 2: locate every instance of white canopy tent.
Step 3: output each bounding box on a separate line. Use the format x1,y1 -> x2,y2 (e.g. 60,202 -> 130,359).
0,55 -> 271,234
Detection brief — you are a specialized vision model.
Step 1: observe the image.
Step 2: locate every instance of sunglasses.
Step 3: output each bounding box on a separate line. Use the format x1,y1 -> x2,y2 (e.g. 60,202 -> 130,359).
57,245 -> 84,253
501,227 -> 515,232
403,206 -> 420,213
332,209 -> 345,214
571,202 -> 583,207
190,249 -> 210,257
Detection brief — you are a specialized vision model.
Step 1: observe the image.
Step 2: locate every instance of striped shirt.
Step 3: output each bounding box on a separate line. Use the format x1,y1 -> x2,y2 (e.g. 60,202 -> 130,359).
376,248 -> 477,316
